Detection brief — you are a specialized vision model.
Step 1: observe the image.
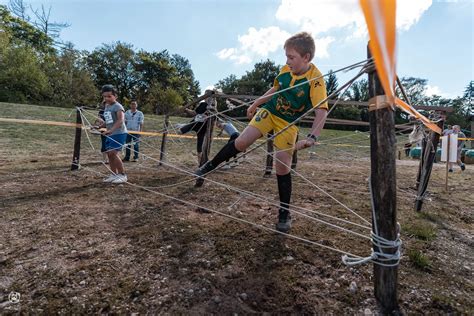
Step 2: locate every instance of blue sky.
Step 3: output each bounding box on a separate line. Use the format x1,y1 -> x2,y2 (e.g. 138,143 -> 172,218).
3,0 -> 472,97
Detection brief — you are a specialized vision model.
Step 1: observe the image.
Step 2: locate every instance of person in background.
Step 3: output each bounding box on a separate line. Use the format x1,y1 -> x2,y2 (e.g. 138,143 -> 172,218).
449,125 -> 466,172
176,101 -> 209,164
123,100 -> 145,162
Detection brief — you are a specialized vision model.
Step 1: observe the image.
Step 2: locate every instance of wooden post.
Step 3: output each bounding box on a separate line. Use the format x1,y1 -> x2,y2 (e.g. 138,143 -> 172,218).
367,46 -> 399,314
71,107 -> 83,171
415,136 -> 427,190
159,115 -> 170,166
415,120 -> 444,211
264,131 -> 274,177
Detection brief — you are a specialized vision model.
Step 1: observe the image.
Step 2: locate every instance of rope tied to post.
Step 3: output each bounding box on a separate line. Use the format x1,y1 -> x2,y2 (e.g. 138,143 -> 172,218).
342,177 -> 402,267
342,230 -> 402,267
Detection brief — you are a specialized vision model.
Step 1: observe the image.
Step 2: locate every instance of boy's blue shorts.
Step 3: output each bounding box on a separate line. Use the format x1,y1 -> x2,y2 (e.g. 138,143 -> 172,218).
105,133 -> 127,151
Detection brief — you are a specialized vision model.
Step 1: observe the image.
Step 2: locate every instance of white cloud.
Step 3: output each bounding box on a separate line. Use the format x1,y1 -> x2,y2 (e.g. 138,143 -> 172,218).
215,26 -> 291,65
275,0 -> 432,37
425,84 -> 451,98
315,36 -> 335,58
217,0 -> 432,65
397,0 -> 432,31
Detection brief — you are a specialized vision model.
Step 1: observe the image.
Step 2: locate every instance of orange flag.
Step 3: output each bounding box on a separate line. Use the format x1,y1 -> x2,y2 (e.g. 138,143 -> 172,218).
360,0 -> 441,134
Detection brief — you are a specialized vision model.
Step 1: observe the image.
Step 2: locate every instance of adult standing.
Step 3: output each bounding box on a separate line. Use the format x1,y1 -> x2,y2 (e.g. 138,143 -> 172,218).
123,100 -> 145,162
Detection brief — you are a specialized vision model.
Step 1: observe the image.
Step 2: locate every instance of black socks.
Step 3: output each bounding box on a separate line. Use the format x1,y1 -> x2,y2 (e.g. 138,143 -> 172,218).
210,140 -> 241,167
277,172 -> 292,218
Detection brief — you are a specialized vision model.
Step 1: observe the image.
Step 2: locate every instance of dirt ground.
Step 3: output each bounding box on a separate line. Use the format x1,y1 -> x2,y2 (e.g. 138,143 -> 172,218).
0,136 -> 473,314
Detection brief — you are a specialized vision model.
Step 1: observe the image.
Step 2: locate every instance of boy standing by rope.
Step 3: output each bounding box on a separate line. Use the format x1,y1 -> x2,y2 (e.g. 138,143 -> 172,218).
99,84 -> 128,184
195,32 -> 328,233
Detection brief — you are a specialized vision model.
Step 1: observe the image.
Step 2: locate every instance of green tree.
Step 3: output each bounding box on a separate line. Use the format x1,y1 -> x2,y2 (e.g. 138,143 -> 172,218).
146,84 -> 183,115
87,42 -> 139,101
344,78 -> 369,102
325,70 -> 339,99
237,59 -> 280,95
42,43 -> 97,107
0,4 -> 53,54
396,77 -> 428,105
0,36 -> 50,102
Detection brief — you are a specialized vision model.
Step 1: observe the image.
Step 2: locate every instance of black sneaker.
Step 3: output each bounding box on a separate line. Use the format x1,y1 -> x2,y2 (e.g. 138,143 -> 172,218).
122,158 -> 130,162
194,161 -> 215,187
461,164 -> 466,171
276,214 -> 292,233
448,168 -> 453,173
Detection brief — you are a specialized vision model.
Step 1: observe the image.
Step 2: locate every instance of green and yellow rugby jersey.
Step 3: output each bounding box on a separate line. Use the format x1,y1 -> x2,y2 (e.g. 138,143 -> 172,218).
263,63 -> 328,123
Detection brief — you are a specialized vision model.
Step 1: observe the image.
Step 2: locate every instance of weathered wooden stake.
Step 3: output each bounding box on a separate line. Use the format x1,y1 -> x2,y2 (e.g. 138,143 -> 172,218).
159,115 -> 170,166
414,120 -> 443,211
71,107 -> 83,171
415,136 -> 427,189
367,46 -> 399,314
264,131 -> 274,177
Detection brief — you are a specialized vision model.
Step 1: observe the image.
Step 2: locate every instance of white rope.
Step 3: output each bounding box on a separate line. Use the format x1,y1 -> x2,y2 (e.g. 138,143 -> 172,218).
78,116 -> 372,237
341,178 -> 402,267
74,161 -> 370,260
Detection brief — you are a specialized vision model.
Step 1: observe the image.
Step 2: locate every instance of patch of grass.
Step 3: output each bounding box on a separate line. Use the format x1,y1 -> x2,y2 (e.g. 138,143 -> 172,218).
416,211 -> 442,224
407,249 -> 431,270
431,294 -> 457,313
404,222 -> 437,241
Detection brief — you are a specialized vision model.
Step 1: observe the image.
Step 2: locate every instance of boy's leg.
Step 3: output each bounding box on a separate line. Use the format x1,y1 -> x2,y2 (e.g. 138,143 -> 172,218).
107,151 -> 118,173
272,118 -> 298,233
133,135 -> 140,160
113,150 -> 125,174
124,134 -> 132,161
457,154 -> 466,171
194,126 -> 262,186
275,151 -> 293,233
196,127 -> 206,165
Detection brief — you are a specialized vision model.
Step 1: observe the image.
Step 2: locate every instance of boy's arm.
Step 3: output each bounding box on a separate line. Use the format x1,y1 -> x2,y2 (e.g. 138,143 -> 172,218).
247,87 -> 277,119
309,108 -> 328,138
296,109 -> 328,150
296,73 -> 329,150
104,111 -> 125,135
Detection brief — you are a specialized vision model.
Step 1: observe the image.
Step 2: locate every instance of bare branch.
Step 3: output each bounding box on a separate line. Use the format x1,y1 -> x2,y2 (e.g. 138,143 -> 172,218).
8,0 -> 30,21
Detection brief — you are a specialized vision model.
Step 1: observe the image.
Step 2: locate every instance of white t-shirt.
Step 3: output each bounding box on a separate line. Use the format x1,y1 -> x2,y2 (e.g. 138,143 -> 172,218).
125,110 -> 144,131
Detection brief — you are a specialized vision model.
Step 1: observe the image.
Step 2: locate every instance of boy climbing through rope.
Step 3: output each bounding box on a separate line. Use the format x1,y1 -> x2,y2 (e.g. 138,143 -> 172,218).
216,119 -> 240,168
97,84 -> 128,184
176,101 -> 209,164
195,32 -> 328,233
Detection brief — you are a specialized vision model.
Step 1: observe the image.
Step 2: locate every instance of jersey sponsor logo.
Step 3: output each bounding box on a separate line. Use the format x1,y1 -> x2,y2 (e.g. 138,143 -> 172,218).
314,81 -> 322,88
275,96 -> 305,117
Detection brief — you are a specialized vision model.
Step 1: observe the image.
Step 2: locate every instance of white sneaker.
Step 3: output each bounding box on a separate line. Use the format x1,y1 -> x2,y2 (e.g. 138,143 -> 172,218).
229,161 -> 239,168
222,164 -> 231,170
112,174 -> 128,184
103,174 -> 117,183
